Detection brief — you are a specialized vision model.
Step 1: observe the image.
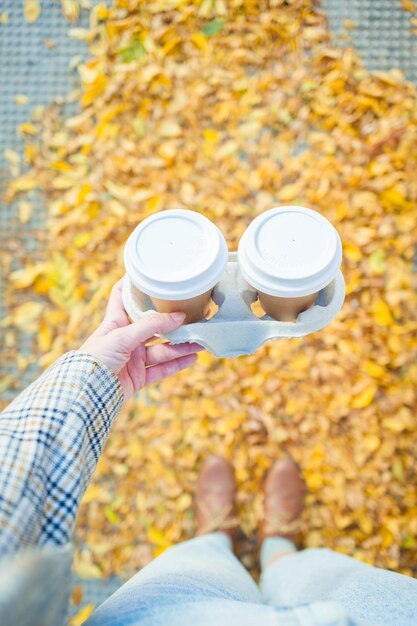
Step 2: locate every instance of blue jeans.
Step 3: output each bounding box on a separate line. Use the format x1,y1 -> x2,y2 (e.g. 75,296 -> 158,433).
86,533 -> 417,626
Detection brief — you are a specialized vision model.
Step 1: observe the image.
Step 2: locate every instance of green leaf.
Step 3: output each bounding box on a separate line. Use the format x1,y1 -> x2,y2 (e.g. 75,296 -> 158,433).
392,458 -> 405,483
133,117 -> 146,137
105,505 -> 121,525
118,36 -> 146,63
369,248 -> 385,275
202,19 -> 225,37
402,534 -> 415,549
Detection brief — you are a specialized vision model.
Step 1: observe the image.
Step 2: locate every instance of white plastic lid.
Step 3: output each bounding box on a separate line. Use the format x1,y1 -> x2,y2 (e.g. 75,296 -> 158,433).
238,206 -> 342,298
124,209 -> 228,300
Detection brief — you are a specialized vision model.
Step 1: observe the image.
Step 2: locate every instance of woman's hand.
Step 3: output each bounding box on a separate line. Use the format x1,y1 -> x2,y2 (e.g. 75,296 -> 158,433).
79,279 -> 204,400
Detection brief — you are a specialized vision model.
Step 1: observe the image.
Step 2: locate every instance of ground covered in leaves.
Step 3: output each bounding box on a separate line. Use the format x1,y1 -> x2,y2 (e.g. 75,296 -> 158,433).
2,0 -> 417,584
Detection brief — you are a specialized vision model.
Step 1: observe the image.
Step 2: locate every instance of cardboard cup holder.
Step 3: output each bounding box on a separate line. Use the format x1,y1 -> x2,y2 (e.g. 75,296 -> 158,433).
122,252 -> 346,358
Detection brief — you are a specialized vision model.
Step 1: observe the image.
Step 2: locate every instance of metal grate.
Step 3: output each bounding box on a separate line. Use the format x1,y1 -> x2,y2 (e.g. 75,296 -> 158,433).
0,0 -> 89,398
323,0 -> 417,83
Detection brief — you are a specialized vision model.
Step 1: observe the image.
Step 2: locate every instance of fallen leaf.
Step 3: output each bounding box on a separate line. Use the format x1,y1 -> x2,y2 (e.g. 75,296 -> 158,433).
69,604 -> 95,626
351,384 -> 378,409
24,0 -> 41,23
202,19 -> 225,37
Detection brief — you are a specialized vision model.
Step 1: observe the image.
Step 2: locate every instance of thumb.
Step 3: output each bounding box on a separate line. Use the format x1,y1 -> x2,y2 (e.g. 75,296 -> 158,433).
112,311 -> 186,352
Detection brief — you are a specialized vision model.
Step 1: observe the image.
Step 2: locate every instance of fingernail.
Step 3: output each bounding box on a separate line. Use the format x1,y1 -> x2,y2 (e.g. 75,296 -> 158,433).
171,312 -> 186,322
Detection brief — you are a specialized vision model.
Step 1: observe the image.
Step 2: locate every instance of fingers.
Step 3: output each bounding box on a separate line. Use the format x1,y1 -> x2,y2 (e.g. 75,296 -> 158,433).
104,278 -> 129,325
113,311 -> 186,352
145,336 -> 168,346
146,341 -> 204,366
145,352 -> 198,385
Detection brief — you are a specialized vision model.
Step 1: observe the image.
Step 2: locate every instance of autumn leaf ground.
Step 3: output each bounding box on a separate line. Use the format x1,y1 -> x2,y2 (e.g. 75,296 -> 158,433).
1,0 -> 417,582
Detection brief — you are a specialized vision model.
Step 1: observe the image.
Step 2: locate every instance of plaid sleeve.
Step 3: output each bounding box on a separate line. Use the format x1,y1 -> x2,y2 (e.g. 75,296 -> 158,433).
0,350 -> 124,554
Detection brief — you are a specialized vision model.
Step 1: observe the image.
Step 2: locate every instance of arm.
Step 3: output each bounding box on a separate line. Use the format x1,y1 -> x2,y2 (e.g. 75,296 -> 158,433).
0,279 -> 203,554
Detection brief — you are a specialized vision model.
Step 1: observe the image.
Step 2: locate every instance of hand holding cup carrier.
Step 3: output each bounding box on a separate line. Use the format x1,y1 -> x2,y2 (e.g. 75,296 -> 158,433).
123,206 -> 344,355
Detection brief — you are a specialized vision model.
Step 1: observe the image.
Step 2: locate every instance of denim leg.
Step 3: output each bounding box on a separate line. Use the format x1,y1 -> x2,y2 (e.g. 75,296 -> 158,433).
260,537 -> 297,571
260,547 -> 417,626
86,532 -> 263,626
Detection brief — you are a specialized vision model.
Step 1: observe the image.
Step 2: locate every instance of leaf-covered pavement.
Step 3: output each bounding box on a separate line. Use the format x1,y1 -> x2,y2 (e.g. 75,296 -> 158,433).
2,0 -> 417,581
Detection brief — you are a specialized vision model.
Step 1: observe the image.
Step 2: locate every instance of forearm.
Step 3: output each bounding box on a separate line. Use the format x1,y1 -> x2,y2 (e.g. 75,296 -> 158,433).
0,351 -> 123,553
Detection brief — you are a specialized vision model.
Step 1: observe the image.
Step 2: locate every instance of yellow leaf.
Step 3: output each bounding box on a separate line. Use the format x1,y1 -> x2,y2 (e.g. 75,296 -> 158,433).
19,201 -> 33,224
52,176 -> 75,190
305,531 -> 322,547
72,555 -> 102,579
216,140 -> 238,159
144,194 -> 163,214
105,180 -> 132,202
342,19 -> 357,29
0,375 -> 15,394
358,515 -> 373,534
345,271 -> 361,295
13,301 -> 44,332
82,484 -> 102,505
3,149 -> 20,166
381,528 -> 394,548
78,183 -> 93,203
278,183 -> 301,202
68,27 -> 89,41
161,36 -> 182,57
61,0 -> 80,23
344,243 -> 362,262
38,319 -> 52,352
306,473 -> 323,491
364,361 -> 385,379
203,128 -> 220,143
88,201 -> 100,218
362,434 -> 380,453
158,121 -> 182,138
193,351 -> 210,369
73,232 -> 93,248
10,264 -> 48,288
401,0 -> 416,12
104,505 -> 121,525
380,187 -> 409,211
351,383 -> 378,409
10,176 -> 39,192
383,409 -> 413,433
108,199 -> 127,217
1,12 -> 8,24
71,585 -> 83,607
43,37 -> 56,49
69,604 -> 95,626
190,32 -> 208,51
24,143 -> 38,164
24,0 -> 41,23
153,545 -> 169,557
95,3 -> 108,20
19,122 -> 38,135
373,299 -> 394,325
289,353 -> 309,370
147,526 -> 171,549
368,249 -> 385,275
51,159 -> 72,172
15,94 -> 29,105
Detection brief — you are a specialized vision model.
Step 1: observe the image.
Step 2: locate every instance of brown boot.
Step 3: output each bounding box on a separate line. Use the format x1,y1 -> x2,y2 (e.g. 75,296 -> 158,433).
195,456 -> 238,542
260,458 -> 306,546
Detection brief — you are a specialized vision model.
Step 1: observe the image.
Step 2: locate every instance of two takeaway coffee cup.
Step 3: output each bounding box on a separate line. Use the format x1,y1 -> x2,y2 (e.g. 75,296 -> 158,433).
124,206 -> 342,324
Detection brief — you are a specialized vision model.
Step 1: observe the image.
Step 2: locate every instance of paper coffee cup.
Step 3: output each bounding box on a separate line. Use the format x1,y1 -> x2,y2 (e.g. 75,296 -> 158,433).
237,206 -> 343,321
124,209 -> 228,324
